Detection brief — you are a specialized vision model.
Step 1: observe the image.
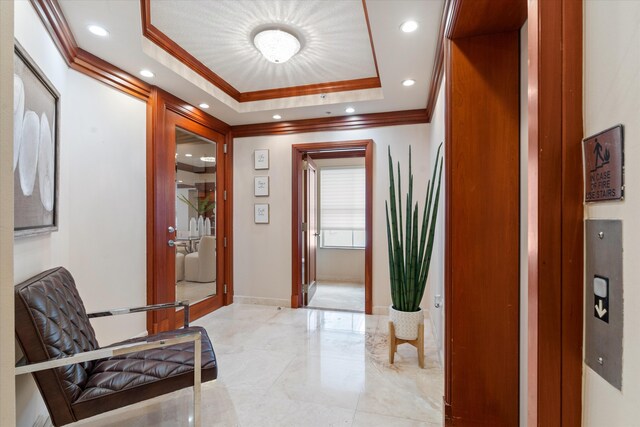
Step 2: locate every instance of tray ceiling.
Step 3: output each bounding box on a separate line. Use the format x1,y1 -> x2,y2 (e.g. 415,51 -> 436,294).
56,0 -> 444,125
148,0 -> 379,94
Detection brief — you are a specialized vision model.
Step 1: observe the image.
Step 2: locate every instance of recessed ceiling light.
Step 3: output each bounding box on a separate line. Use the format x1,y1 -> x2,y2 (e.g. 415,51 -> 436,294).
345,107 -> 355,114
200,156 -> 216,163
254,29 -> 301,63
402,79 -> 416,87
178,180 -> 183,183
88,25 -> 109,37
273,114 -> 282,120
185,153 -> 192,157
199,103 -> 210,109
139,69 -> 154,78
400,21 -> 419,33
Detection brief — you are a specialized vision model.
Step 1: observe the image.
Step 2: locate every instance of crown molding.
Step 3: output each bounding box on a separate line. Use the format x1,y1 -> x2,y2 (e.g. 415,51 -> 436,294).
140,0 -> 381,103
230,109 -> 429,138
31,0 -> 152,101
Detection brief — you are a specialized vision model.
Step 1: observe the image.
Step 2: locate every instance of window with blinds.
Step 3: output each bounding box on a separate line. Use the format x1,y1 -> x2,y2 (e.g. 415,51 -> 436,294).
319,166 -> 365,248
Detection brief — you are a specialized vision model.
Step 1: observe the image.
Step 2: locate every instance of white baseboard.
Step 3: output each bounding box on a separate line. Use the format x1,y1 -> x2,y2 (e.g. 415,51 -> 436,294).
234,295 -> 291,308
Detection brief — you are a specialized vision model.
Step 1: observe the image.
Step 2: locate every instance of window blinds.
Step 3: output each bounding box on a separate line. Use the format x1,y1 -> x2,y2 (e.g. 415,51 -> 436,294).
320,167 -> 365,230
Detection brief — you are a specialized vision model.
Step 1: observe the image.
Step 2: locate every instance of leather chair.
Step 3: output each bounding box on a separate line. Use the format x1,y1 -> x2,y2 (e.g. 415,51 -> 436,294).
185,236 -> 216,283
14,267 -> 217,426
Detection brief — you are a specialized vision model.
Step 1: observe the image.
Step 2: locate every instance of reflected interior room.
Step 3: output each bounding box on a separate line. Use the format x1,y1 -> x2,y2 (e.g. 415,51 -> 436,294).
175,128 -> 217,304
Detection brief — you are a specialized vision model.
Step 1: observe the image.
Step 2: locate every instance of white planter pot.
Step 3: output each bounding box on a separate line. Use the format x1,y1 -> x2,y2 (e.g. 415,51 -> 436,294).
389,305 -> 424,340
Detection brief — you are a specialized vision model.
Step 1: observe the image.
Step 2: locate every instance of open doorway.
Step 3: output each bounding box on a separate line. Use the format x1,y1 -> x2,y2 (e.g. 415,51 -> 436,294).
291,140 -> 373,314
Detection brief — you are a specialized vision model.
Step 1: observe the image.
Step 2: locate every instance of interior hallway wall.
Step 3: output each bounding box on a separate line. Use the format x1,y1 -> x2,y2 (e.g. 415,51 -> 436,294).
13,2 -> 147,425
425,81 -> 446,364
583,2 -> 640,425
0,0 -> 16,425
314,157 -> 365,284
234,122 -> 445,314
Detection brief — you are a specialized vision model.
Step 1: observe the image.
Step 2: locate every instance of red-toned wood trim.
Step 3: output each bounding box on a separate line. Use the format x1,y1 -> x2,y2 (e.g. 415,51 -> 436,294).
445,31 -> 520,426
425,0 -> 451,122
224,132 -> 234,305
237,77 -> 381,103
232,109 -> 429,138
528,0 -> 583,425
72,50 -> 152,101
30,0 -> 152,101
140,0 -> 240,100
140,0 -> 381,103
30,0 -> 77,64
291,140 -> 373,314
446,0 -> 527,39
361,0 -> 380,79
308,150 -> 365,160
147,89 -> 231,333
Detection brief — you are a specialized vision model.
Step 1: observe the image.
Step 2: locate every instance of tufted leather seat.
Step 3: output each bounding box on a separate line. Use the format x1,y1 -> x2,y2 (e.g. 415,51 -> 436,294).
15,267 -> 217,426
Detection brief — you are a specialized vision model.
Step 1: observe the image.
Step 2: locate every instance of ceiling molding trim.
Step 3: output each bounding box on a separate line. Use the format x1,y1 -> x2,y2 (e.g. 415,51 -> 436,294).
140,0 -> 381,103
30,0 -> 152,101
425,0 -> 453,122
230,109 -> 429,138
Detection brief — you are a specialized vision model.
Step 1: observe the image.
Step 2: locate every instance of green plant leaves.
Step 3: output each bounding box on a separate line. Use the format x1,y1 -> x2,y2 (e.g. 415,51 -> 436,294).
386,143 -> 443,312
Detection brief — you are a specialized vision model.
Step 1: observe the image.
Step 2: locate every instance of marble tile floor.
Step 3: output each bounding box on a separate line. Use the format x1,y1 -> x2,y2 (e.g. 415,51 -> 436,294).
75,304 -> 444,427
307,281 -> 365,312
177,281 -> 216,303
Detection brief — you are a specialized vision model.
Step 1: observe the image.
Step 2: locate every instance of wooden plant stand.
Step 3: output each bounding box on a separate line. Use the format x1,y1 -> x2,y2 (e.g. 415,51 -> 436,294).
389,321 -> 425,368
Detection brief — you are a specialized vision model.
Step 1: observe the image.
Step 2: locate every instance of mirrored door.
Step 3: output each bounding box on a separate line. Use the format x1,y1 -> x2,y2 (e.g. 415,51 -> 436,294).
149,105 -> 226,333
174,128 -> 217,304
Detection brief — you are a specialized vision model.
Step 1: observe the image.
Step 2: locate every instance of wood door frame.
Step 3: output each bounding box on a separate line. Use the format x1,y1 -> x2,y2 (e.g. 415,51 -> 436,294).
442,0 -> 583,425
146,88 -> 232,333
291,140 -> 373,314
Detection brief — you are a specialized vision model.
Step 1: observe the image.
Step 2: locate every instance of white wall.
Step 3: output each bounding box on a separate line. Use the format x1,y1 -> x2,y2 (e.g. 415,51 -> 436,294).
234,123 -> 444,313
0,1 -> 15,426
424,81 -> 446,365
13,2 -> 147,425
583,2 -> 640,425
519,21 -> 528,427
315,157 -> 365,284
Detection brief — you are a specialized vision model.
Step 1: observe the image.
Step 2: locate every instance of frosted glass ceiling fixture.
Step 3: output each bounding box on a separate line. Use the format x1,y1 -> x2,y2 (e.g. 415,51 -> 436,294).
254,29 -> 301,64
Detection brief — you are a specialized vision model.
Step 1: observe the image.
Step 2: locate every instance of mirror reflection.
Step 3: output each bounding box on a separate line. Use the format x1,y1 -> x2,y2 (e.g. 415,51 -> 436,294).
174,127 -> 217,304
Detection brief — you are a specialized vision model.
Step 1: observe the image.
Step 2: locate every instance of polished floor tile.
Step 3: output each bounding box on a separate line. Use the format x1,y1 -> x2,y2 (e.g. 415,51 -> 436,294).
307,282 -> 365,312
75,304 -> 443,426
176,280 -> 216,303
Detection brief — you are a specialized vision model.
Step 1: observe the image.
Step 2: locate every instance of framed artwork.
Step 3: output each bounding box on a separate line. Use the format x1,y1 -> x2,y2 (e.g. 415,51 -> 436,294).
14,42 -> 60,237
254,203 -> 269,224
254,149 -> 269,170
254,176 -> 269,197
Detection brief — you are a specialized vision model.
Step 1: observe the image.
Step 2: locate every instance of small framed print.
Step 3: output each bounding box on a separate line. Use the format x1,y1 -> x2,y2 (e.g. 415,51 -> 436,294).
254,176 -> 269,197
254,203 -> 269,224
254,149 -> 269,170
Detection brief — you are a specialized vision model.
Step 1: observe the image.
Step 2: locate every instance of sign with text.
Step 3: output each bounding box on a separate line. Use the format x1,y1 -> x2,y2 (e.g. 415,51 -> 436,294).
583,125 -> 624,202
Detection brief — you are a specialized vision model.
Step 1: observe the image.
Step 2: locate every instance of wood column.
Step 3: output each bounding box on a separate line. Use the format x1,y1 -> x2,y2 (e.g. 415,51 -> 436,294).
444,30 -> 521,426
527,0 -> 583,425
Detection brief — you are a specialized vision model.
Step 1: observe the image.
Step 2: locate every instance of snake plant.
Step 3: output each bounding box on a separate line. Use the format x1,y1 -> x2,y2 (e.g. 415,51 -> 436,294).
385,143 -> 443,312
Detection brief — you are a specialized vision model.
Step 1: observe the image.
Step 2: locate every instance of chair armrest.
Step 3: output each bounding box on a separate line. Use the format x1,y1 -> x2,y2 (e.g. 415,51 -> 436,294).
87,300 -> 191,327
15,331 -> 201,375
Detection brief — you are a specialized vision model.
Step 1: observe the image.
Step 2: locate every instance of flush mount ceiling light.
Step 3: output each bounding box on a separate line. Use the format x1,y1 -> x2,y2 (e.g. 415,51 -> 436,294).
345,107 -> 355,114
254,29 -> 301,64
400,20 -> 419,33
184,153 -> 193,157
88,25 -> 109,37
200,157 -> 216,163
199,103 -> 210,109
139,69 -> 155,78
273,114 -> 282,120
402,79 -> 416,87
